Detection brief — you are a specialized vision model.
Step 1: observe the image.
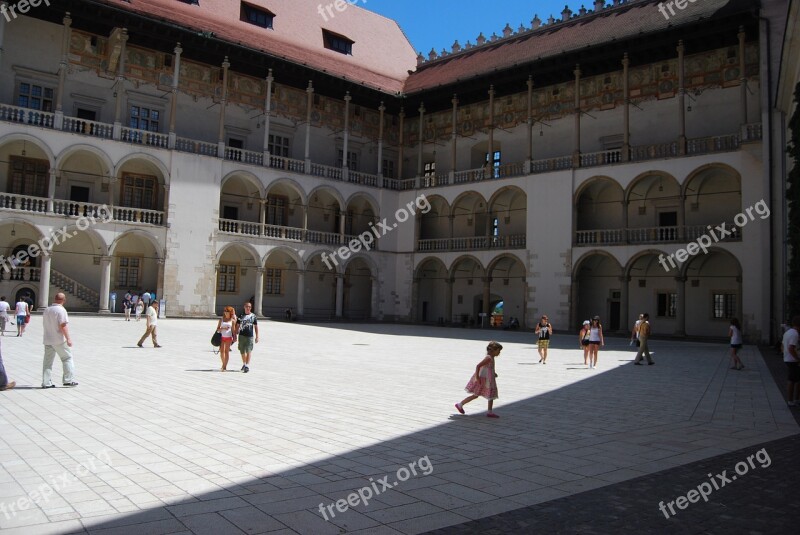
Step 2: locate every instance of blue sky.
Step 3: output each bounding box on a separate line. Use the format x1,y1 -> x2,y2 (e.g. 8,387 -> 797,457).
360,0 -> 575,55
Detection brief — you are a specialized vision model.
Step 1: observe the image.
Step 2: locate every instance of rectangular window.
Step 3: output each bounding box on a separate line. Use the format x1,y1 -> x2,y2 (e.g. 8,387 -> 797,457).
8,156 -> 49,197
337,150 -> 358,170
117,257 -> 141,288
129,105 -> 160,132
382,159 -> 395,179
264,267 -> 282,295
485,150 -> 501,178
323,30 -> 353,55
217,264 -> 238,293
241,2 -> 274,28
268,134 -> 290,157
657,292 -> 677,317
266,195 -> 287,226
18,82 -> 54,112
120,173 -> 157,210
423,161 -> 436,177
713,293 -> 737,319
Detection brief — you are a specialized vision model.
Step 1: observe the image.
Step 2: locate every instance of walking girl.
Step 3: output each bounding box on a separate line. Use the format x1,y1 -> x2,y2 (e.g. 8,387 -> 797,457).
579,320 -> 591,365
729,318 -> 744,370
216,306 -> 237,372
587,316 -> 604,369
455,341 -> 502,418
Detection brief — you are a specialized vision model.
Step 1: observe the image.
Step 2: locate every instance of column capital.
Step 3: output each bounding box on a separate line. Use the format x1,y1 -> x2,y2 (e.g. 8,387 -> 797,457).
488,85 -> 495,97
306,80 -> 314,93
674,276 -> 687,283
174,42 -> 183,55
256,267 -> 265,274
222,56 -> 230,69
622,52 -> 629,67
451,94 -> 458,105
344,91 -> 352,102
573,64 -> 581,77
676,40 -> 684,54
527,75 -> 534,88
63,12 -> 72,26
266,68 -> 273,82
378,101 -> 385,112
399,107 -> 405,118
100,255 -> 113,263
618,275 -> 630,283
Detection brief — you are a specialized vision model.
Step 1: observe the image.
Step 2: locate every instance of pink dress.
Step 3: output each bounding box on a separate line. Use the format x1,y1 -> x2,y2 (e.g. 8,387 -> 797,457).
464,355 -> 498,400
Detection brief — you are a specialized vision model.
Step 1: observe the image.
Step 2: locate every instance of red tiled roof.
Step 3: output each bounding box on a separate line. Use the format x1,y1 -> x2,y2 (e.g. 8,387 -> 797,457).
95,0 -> 417,94
404,0 -> 741,94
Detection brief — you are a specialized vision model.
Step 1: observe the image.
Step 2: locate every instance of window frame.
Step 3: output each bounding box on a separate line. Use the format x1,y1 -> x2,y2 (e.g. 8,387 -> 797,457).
241,2 -> 274,29
323,29 -> 354,55
656,291 -> 677,318
264,266 -> 283,296
120,172 -> 158,210
8,156 -> 49,198
217,263 -> 239,294
266,195 -> 288,226
712,292 -> 737,320
117,255 -> 143,289
268,134 -> 291,158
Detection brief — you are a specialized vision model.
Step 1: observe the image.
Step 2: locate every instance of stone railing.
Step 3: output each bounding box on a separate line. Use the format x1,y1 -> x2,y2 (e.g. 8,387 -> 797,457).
268,155 -> 306,173
225,147 -> 264,166
62,116 -> 113,139
121,127 -> 169,148
0,193 -> 163,226
580,149 -> 622,167
50,269 -> 99,307
112,206 -> 164,225
0,192 -> 48,213
574,225 -> 742,246
175,137 -> 219,157
348,170 -> 379,187
0,103 -> 55,128
418,235 -> 526,252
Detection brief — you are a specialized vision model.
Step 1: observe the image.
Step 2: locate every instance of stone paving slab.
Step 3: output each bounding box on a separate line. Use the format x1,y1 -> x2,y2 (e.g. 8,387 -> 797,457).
0,319 -> 796,534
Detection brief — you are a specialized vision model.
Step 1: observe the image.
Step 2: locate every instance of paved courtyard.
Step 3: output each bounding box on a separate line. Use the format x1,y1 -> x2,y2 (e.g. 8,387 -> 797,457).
0,317 -> 797,534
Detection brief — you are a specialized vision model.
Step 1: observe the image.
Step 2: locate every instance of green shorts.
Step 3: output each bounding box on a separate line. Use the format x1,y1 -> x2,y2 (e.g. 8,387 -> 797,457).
538,339 -> 550,349
238,335 -> 254,353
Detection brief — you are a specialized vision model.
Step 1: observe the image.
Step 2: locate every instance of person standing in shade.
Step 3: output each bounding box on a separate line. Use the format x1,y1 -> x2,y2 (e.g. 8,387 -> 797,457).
630,313 -> 644,347
15,297 -> 29,337
42,293 -> 77,388
0,296 -> 10,335
137,301 -> 161,348
122,295 -> 132,321
0,342 -> 16,391
587,316 -> 605,368
729,318 -> 744,370
141,290 -> 152,309
633,313 -> 654,365
237,302 -> 259,373
782,316 -> 800,407
535,314 -> 552,364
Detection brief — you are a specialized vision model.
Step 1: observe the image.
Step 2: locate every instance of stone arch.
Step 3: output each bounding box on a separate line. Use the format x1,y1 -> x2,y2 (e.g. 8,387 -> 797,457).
56,144 -> 114,175
0,133 -> 56,167
108,230 -> 162,258
114,153 -> 170,185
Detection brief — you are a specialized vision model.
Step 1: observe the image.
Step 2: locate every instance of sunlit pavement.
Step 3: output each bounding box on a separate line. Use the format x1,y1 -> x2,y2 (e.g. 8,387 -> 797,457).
0,317 -> 796,534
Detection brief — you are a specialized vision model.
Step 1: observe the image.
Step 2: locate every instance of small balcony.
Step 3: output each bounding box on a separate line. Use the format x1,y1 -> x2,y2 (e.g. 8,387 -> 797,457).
0,193 -> 165,226
417,234 -> 527,252
574,225 -> 741,246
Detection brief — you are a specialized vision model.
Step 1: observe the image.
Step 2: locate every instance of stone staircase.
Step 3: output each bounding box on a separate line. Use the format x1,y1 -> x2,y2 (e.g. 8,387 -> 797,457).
50,269 -> 99,311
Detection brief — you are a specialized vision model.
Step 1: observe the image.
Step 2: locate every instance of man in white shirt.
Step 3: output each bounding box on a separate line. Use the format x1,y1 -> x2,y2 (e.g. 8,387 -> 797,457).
0,296 -> 10,335
782,316 -> 800,407
137,301 -> 161,348
42,293 -> 77,388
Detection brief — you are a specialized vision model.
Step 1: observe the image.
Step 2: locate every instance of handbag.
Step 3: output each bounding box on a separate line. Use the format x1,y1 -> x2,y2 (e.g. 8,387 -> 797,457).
24,315 -> 31,324
211,331 -> 222,347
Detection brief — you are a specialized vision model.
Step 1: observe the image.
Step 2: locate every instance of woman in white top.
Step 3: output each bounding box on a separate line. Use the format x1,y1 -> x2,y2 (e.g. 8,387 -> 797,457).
729,318 -> 744,370
14,299 -> 29,337
587,316 -> 604,369
216,306 -> 237,372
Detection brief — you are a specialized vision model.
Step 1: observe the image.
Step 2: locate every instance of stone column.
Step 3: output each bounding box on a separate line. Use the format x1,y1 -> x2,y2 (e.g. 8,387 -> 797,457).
622,53 -> 631,161
98,256 -> 112,313
54,12 -> 72,130
113,28 -> 129,140
417,103 -> 425,178
677,41 -> 687,155
487,85 -> 495,176
527,76 -> 534,169
397,108 -> 405,180
217,57 -> 230,157
259,200 -> 266,235
262,69 -> 274,164
450,94 -> 458,181
47,169 -> 57,213
254,267 -> 265,316
342,92 -> 351,180
573,64 -> 581,167
370,276 -> 379,320
377,101 -> 385,177
738,26 -> 747,127
619,275 -> 629,334
675,276 -> 686,336
0,1 -> 7,65
335,274 -> 344,317
167,42 -> 182,149
482,277 -> 491,320
622,199 -> 629,243
296,271 -> 305,317
38,253 -> 51,309
156,258 -> 165,299
210,264 -> 219,315
304,81 -> 313,167
445,277 -> 453,324
677,194 -> 686,241
570,280 -> 579,329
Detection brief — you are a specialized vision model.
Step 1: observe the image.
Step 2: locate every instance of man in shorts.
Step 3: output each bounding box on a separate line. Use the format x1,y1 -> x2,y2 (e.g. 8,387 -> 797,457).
237,302 -> 259,373
535,314 -> 552,364
0,296 -> 10,335
782,316 -> 800,407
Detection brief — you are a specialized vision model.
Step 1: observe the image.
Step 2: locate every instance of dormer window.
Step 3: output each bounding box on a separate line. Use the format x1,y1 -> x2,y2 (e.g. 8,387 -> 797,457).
323,29 -> 353,55
241,2 -> 274,29
178,0 -> 199,5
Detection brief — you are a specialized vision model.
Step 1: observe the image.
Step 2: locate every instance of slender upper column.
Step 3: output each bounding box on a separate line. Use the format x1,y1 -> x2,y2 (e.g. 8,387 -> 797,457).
254,268 -> 265,317
622,53 -> 631,161
262,69 -> 274,163
38,253 -> 51,309
217,56 -> 230,155
98,256 -> 112,313
112,28 -> 129,140
342,91 -> 351,179
167,42 -> 182,149
677,42 -> 687,155
738,26 -> 747,126
417,103 -> 425,178
377,101 -> 385,176
0,1 -> 7,66
304,81 -> 313,164
619,276 -> 629,334
450,94 -> 458,179
675,276 -> 686,336
573,64 -> 581,167
54,12 -> 72,129
526,76 -> 534,165
397,108 -> 405,180
487,85 -> 495,176
335,274 -> 344,318
296,271 -> 305,317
